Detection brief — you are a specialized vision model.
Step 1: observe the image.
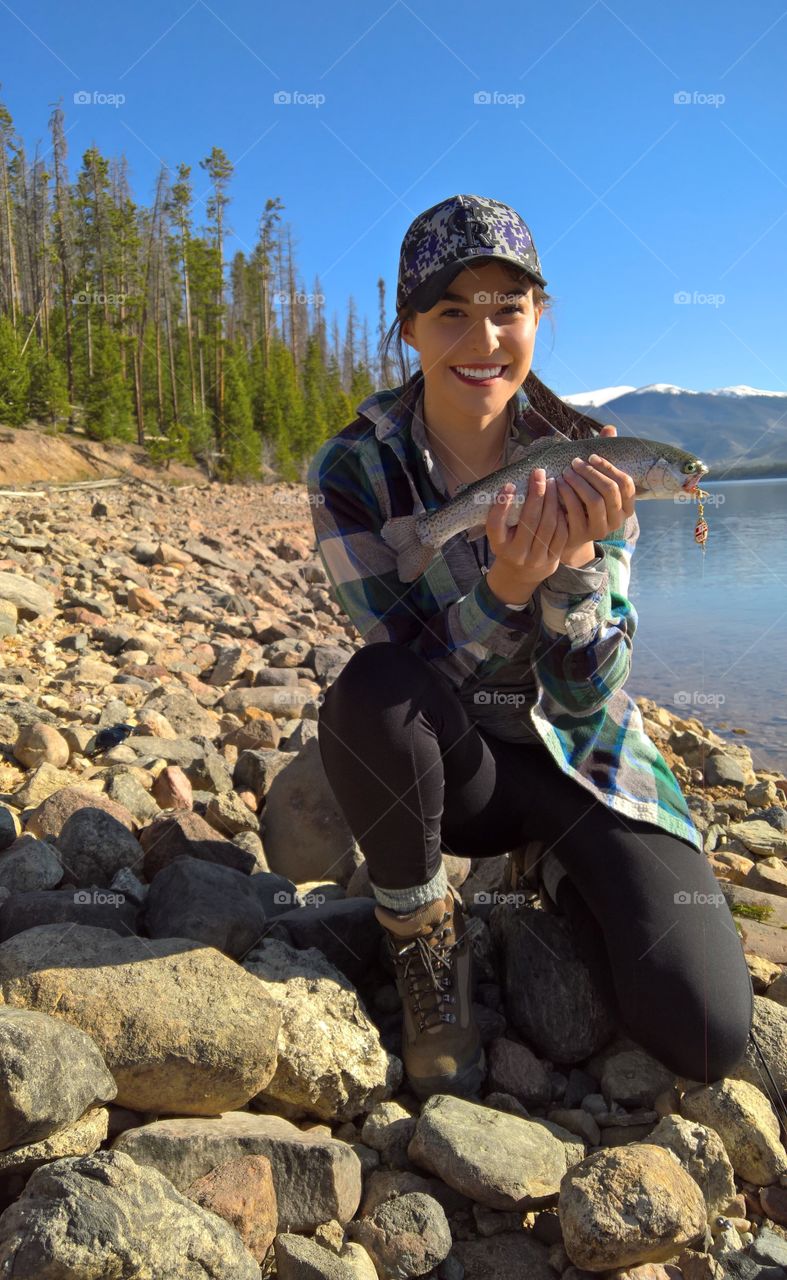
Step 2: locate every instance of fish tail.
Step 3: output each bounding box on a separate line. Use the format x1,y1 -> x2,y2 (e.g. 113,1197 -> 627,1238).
381,515 -> 437,582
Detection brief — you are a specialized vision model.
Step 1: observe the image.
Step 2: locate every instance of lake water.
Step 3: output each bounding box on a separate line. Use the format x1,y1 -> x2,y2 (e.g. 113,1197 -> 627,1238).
627,477 -> 786,775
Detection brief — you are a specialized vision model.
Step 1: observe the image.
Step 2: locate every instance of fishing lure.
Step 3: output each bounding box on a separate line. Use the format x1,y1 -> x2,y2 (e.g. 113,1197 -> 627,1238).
691,487 -> 711,553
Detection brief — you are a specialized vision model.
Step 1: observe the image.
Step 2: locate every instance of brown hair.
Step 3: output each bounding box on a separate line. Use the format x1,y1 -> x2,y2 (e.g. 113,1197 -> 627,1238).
378,263 -> 604,442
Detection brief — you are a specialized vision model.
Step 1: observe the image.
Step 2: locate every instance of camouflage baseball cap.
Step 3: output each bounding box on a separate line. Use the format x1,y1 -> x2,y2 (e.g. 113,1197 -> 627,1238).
396,193 -> 547,314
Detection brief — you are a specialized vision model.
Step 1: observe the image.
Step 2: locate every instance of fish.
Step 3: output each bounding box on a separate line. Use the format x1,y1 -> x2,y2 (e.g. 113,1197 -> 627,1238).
381,434 -> 709,582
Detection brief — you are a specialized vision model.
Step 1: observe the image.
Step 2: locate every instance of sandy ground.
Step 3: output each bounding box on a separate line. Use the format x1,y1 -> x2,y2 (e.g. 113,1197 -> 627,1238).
0,423 -> 211,489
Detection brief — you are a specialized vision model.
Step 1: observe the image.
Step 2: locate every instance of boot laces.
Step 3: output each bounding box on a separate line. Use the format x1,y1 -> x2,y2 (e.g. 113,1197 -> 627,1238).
391,908 -> 464,1032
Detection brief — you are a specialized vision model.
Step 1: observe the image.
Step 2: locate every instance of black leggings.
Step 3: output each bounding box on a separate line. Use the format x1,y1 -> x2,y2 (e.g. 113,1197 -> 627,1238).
317,642 -> 754,1085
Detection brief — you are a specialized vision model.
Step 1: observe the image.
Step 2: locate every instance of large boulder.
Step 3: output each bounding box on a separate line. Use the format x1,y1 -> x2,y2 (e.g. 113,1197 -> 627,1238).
261,739 -> 359,886
489,902 -> 617,1063
0,1006 -> 116,1149
558,1143 -> 708,1270
244,939 -> 401,1122
407,1093 -> 568,1211
0,571 -> 55,619
138,811 -> 258,880
144,857 -> 269,959
23,788 -> 137,840
0,1149 -> 261,1278
113,1111 -> 362,1232
56,808 -> 144,887
0,925 -> 280,1115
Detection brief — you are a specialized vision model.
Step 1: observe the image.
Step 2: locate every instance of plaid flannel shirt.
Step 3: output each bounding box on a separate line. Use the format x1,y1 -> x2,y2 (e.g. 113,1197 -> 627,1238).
306,369 -> 703,853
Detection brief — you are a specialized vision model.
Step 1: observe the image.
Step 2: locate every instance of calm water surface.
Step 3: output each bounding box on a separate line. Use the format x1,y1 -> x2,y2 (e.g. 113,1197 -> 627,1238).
627,477 -> 786,774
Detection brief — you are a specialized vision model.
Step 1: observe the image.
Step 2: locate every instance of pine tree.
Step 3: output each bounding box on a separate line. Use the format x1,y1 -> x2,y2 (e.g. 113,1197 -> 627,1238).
219,343 -> 260,481
0,314 -> 29,424
26,341 -> 68,424
83,322 -> 133,440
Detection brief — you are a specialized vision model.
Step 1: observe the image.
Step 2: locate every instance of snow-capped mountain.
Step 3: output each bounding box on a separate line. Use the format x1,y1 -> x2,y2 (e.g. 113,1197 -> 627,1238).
561,383 -> 787,478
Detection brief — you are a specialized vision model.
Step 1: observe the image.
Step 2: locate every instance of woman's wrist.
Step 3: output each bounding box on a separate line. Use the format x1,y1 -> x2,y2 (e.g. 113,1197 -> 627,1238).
560,541 -> 597,569
486,561 -> 541,607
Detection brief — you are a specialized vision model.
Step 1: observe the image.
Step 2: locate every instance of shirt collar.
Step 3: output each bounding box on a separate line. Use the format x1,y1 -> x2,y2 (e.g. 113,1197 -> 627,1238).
356,368 -> 571,457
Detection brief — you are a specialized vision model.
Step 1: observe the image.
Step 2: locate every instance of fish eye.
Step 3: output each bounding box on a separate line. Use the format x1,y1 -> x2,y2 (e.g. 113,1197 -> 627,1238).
682,462 -> 697,473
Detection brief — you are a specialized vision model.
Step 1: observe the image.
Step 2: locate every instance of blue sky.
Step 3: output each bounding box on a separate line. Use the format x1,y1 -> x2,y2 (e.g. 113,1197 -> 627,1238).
2,0 -> 786,397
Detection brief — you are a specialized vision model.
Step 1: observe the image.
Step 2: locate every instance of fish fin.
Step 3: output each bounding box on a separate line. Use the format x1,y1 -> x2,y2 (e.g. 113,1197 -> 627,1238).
380,515 -> 437,582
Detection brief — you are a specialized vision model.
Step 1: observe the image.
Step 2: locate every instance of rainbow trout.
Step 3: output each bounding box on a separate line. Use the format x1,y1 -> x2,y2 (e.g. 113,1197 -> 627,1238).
381,434 -> 709,582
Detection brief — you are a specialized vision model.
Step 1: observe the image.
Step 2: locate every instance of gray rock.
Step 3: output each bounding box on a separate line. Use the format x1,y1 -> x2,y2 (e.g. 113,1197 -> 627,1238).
451,1231 -> 554,1278
104,770 -> 161,822
348,1191 -> 452,1277
222,685 -> 314,717
0,571 -> 55,619
0,835 -> 64,893
233,748 -> 292,802
57,807 -> 143,887
489,904 -> 616,1063
0,1149 -> 261,1277
728,993 -> 787,1097
144,856 -> 269,959
408,1093 -> 568,1211
274,1234 -> 357,1279
261,738 -> 359,886
141,686 -> 220,738
600,1048 -> 677,1108
272,897 -> 381,989
0,885 -> 139,942
0,1006 -> 116,1149
113,1110 -> 362,1231
704,752 -> 747,789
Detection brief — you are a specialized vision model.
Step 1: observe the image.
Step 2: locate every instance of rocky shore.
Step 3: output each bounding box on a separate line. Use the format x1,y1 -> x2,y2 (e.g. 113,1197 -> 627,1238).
0,474 -> 785,1279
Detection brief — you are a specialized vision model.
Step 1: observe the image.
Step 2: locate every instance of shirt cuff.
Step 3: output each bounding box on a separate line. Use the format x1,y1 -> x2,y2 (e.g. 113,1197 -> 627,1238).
543,546 -> 607,594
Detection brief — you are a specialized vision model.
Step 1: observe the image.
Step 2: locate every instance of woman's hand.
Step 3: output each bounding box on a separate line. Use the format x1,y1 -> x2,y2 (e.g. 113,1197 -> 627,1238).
485,467 -> 569,602
555,425 -> 637,567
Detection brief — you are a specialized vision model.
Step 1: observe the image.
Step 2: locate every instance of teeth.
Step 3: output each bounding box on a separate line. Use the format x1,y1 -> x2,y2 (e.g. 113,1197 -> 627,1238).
454,366 -> 504,379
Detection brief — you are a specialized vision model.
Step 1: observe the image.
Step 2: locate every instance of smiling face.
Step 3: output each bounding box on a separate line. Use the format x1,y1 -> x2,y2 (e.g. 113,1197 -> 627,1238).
401,259 -> 542,427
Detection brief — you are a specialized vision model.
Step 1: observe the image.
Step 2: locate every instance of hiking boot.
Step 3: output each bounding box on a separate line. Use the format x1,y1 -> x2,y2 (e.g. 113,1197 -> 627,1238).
374,885 -> 485,1101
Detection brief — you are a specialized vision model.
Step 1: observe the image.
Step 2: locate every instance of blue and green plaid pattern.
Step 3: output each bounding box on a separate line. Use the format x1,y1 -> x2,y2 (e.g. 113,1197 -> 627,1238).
306,370 -> 703,853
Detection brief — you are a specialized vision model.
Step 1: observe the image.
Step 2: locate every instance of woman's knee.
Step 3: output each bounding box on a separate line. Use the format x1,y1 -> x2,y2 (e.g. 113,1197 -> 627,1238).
619,960 -> 754,1083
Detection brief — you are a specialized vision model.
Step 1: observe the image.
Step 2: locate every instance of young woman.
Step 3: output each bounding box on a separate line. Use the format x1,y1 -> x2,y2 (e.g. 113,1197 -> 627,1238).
307,194 -> 753,1102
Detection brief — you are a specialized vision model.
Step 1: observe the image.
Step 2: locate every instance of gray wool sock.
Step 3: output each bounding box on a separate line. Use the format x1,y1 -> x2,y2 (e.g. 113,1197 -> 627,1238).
370,861 -> 449,913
